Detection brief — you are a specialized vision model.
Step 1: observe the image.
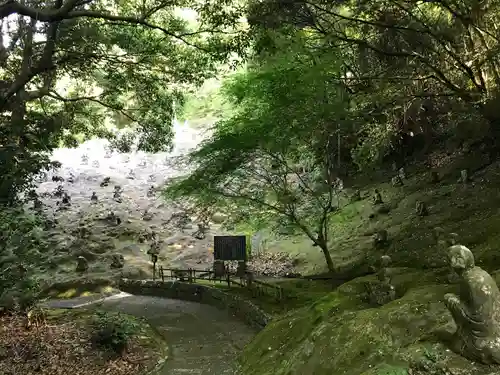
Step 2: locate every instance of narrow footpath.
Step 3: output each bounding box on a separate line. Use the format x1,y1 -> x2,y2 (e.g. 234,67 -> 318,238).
43,293 -> 257,375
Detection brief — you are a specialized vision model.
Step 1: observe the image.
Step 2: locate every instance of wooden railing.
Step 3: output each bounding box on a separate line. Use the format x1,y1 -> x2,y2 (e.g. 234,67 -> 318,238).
157,266 -> 284,302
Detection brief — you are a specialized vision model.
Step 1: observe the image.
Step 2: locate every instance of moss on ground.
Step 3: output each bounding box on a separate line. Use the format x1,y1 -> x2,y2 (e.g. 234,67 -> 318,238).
239,159 -> 500,375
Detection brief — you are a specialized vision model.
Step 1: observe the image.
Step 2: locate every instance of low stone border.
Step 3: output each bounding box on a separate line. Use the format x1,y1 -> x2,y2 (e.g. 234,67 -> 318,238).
119,278 -> 271,330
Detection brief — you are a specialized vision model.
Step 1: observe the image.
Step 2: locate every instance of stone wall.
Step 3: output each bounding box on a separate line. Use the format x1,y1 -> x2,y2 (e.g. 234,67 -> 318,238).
118,279 -> 271,330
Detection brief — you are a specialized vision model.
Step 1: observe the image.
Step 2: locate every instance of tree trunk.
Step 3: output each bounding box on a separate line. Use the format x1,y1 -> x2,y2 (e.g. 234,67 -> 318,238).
318,239 -> 335,273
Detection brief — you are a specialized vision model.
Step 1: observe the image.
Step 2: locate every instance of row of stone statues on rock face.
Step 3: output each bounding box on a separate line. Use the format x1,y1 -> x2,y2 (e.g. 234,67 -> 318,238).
366,227 -> 500,366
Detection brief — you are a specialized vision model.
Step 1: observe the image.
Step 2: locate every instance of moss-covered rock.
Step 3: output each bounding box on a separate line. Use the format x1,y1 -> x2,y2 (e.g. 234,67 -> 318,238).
239,274 -> 497,375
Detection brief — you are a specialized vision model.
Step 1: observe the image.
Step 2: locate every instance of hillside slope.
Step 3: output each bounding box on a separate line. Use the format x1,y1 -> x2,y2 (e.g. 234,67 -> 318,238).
240,152 -> 500,375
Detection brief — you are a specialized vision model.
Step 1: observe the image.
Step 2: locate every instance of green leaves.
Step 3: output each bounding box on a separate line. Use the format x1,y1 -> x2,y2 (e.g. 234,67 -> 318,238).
164,28 -> 351,271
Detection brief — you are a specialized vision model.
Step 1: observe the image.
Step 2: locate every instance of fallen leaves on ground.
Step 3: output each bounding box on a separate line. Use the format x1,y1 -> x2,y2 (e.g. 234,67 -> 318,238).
0,311 -> 162,375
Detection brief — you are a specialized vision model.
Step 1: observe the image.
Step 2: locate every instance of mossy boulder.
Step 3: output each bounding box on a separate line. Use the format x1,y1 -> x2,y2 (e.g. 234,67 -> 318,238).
239,272 -> 497,375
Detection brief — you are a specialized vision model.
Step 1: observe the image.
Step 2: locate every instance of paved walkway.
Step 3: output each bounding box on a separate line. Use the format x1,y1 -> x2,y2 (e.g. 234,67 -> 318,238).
43,293 -> 257,375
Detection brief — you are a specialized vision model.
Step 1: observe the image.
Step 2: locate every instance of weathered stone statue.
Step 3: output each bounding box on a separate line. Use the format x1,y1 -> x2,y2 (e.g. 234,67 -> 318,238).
126,169 -> 135,180
147,185 -> 155,198
372,229 -> 388,249
81,154 -> 89,165
377,255 -> 392,284
372,189 -> 383,205
443,245 -> 500,364
113,185 -> 122,202
458,169 -> 469,185
391,175 -> 403,187
416,200 -> 428,216
53,185 -> 65,198
103,211 -> 121,226
76,256 -> 88,272
193,222 -> 208,240
100,176 -> 111,187
61,192 -> 71,205
142,210 -> 153,221
367,255 -> 396,306
90,192 -> 98,203
110,253 -> 125,269
398,167 -> 406,180
433,227 -> 459,248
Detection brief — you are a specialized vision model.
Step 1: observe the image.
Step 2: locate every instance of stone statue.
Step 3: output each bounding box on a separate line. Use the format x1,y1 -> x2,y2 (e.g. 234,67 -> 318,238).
443,245 -> 500,364
416,201 -> 428,216
100,177 -> 111,187
110,253 -> 125,269
433,227 -> 459,248
458,169 -> 469,185
147,185 -> 155,198
372,229 -> 388,249
372,189 -> 383,205
90,192 -> 98,203
377,255 -> 392,284
367,255 -> 396,306
193,222 -> 208,240
126,169 -> 135,180
391,175 -> 403,187
76,256 -> 88,272
53,185 -> 65,198
81,154 -> 89,165
61,192 -> 71,205
103,211 -> 121,226
113,185 -> 122,203
398,167 -> 406,180
142,210 -> 153,221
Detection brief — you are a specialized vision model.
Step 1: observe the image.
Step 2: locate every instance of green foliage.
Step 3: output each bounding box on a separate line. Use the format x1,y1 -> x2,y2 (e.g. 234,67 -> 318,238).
165,29 -> 356,272
0,208 -> 46,312
0,0 -> 249,203
178,77 -> 234,128
90,311 -> 142,355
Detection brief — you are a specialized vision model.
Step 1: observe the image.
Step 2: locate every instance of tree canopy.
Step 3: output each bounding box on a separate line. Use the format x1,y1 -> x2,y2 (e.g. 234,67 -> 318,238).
0,0 -> 247,204
166,0 -> 500,273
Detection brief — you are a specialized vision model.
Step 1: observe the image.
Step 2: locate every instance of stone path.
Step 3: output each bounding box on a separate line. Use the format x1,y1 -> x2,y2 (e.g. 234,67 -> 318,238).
43,293 -> 257,375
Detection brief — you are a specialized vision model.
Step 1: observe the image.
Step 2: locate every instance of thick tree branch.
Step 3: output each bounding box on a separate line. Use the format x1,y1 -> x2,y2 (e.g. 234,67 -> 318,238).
46,91 -> 138,123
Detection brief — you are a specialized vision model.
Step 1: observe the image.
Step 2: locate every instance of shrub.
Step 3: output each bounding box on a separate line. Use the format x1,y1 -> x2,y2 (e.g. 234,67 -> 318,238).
90,311 -> 141,355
